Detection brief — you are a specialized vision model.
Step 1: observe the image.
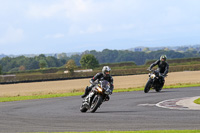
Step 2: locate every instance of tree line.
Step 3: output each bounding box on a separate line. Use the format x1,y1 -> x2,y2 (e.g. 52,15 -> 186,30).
0,54 -> 65,73
0,49 -> 200,73
61,49 -> 199,66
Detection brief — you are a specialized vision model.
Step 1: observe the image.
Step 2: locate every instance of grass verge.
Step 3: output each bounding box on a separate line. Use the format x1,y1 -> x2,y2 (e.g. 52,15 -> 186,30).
30,130 -> 200,133
1,83 -> 200,102
194,98 -> 200,104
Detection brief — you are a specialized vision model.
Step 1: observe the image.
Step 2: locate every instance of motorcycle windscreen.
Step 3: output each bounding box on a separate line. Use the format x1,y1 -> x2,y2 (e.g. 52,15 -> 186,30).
101,80 -> 110,90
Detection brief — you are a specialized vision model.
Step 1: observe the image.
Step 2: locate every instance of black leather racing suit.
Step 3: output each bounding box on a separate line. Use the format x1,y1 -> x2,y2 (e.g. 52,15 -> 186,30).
81,72 -> 114,98
150,60 -> 169,83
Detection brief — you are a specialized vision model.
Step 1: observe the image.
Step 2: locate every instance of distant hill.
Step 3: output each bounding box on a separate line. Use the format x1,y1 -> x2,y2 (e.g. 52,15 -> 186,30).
1,44 -> 200,59
0,54 -> 6,59
0,52 -> 82,59
130,44 -> 200,52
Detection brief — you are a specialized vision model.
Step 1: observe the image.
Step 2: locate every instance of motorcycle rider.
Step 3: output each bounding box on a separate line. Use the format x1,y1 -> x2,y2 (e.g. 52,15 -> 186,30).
148,55 -> 169,84
81,66 -> 114,100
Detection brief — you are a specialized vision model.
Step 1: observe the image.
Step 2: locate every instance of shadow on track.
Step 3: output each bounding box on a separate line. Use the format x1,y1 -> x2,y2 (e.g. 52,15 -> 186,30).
145,90 -> 177,93
94,110 -> 137,113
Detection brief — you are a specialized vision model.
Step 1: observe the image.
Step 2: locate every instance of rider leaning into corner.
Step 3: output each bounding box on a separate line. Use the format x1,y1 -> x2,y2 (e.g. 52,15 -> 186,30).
81,66 -> 114,101
148,55 -> 169,85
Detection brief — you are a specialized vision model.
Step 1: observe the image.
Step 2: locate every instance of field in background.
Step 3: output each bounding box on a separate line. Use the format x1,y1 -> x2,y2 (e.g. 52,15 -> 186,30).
0,71 -> 200,97
1,57 -> 200,84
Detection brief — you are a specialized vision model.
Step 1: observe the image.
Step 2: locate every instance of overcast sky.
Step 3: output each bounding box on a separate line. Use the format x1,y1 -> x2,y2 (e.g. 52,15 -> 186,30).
1,0 -> 200,55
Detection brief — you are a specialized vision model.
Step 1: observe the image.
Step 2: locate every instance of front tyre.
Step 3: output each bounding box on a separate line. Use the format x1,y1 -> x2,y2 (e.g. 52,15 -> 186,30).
144,80 -> 152,93
90,95 -> 103,113
80,104 -> 88,113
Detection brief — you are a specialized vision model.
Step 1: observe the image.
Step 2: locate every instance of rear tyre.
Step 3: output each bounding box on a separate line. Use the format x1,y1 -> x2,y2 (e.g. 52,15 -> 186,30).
156,82 -> 164,92
155,87 -> 161,92
144,80 -> 152,93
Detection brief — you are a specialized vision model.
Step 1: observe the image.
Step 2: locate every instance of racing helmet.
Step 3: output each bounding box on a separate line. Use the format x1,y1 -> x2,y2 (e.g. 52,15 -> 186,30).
102,66 -> 111,77
160,55 -> 167,62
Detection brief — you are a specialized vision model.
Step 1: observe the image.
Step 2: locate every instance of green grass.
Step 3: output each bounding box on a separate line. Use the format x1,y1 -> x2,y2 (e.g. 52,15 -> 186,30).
0,92 -> 83,102
28,130 -> 200,133
194,98 -> 200,104
113,83 -> 200,93
1,83 -> 200,102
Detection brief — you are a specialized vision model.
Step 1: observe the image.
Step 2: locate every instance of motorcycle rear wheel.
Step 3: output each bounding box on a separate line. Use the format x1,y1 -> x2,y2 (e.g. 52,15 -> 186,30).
155,83 -> 164,92
155,88 -> 161,92
144,80 -> 152,93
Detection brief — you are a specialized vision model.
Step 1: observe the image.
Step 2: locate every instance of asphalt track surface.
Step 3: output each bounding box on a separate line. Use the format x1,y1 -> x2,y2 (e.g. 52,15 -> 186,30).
0,87 -> 200,132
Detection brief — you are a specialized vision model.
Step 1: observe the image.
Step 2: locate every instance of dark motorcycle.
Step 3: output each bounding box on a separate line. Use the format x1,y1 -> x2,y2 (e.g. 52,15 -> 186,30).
144,69 -> 166,93
80,80 -> 112,113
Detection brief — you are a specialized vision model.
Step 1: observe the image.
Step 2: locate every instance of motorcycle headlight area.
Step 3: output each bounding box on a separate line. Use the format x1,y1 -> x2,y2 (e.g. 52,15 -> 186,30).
96,87 -> 103,92
150,74 -> 156,79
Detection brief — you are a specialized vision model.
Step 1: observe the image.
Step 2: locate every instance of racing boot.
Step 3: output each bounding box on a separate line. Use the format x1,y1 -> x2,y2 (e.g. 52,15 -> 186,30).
81,86 -> 90,98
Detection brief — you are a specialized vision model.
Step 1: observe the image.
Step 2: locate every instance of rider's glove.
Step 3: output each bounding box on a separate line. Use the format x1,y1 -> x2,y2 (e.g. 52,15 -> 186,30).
160,74 -> 165,78
90,80 -> 95,85
105,89 -> 112,95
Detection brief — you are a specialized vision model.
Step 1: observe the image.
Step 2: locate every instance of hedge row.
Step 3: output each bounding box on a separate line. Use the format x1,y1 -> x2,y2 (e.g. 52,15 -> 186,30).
100,62 -> 136,67
1,64 -> 200,84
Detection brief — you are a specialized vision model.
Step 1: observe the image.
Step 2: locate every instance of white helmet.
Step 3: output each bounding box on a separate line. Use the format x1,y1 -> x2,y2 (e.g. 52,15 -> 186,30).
102,66 -> 111,77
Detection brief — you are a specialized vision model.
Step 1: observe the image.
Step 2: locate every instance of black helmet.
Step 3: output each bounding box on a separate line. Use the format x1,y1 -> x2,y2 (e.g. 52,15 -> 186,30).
102,66 -> 111,77
160,55 -> 167,62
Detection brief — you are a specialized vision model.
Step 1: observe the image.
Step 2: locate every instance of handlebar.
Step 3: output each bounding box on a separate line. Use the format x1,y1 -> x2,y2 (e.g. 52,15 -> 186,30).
147,68 -> 167,78
147,68 -> 153,72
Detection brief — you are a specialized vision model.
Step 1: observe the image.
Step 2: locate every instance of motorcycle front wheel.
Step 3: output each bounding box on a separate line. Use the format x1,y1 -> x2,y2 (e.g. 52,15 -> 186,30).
144,80 -> 152,93
80,104 -> 88,113
90,95 -> 103,113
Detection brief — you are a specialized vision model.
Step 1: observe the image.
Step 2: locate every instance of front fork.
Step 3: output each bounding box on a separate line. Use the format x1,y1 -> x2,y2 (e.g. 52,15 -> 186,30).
83,91 -> 95,108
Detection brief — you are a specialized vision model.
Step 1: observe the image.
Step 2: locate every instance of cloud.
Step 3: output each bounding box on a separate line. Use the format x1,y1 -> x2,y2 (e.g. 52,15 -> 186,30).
79,24 -> 103,34
26,0 -> 143,36
0,27 -> 24,44
26,0 -> 141,23
45,33 -> 65,39
27,0 -> 90,19
2,0 -> 200,55
27,3 -> 64,18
